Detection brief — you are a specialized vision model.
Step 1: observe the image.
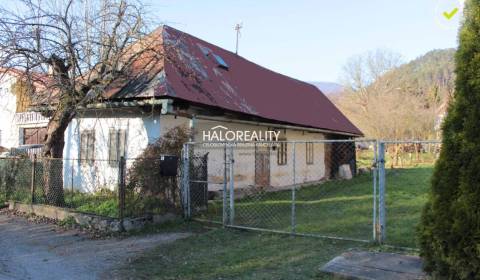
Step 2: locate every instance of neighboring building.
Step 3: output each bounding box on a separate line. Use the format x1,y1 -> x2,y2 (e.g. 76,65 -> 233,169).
1,25 -> 362,192
0,69 -> 49,155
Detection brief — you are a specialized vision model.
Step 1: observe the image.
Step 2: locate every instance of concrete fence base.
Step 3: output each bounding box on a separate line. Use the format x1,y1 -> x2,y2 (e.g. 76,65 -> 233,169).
8,201 -> 177,232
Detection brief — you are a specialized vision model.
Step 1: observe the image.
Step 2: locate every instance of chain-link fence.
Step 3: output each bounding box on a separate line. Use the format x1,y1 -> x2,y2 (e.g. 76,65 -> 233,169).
182,140 -> 379,242
0,157 -> 33,204
0,139 -> 440,242
0,155 -> 183,221
182,139 -> 442,246
379,140 -> 441,248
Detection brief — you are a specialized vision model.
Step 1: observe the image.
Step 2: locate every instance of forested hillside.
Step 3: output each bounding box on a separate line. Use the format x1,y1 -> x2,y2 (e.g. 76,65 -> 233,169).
333,49 -> 455,139
385,49 -> 455,102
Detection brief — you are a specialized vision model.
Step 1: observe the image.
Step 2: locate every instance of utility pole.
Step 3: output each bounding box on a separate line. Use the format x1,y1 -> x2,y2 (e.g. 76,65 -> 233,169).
235,23 -> 243,55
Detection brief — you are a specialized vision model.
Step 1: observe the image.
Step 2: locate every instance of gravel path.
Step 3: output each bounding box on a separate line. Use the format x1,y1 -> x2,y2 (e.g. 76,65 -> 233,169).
0,213 -> 190,280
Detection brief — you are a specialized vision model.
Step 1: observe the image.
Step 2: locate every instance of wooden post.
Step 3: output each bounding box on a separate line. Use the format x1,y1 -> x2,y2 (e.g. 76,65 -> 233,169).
30,155 -> 37,204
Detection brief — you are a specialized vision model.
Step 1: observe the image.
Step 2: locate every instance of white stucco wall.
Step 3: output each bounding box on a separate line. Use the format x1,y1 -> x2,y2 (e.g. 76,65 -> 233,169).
191,119 -> 327,192
62,112 -> 335,193
0,74 -> 20,148
269,130 -> 326,188
62,112 -> 189,192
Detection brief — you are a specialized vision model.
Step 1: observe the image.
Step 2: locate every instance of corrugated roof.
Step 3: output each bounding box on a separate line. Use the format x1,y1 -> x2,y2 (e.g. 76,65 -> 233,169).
108,25 -> 363,136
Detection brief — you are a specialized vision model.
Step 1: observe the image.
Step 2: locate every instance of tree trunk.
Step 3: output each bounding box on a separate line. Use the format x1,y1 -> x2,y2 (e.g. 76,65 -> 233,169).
42,106 -> 76,206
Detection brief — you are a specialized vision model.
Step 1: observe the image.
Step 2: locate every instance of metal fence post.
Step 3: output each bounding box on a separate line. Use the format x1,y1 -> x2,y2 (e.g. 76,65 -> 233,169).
30,155 -> 37,204
71,161 -> 74,207
291,142 -> 296,234
182,144 -> 191,219
118,156 -> 126,232
222,144 -> 228,226
372,141 -> 378,241
378,142 -> 386,244
229,145 -> 235,225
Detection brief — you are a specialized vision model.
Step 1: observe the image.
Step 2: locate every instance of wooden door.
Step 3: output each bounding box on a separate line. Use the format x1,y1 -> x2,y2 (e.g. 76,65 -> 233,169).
255,146 -> 270,187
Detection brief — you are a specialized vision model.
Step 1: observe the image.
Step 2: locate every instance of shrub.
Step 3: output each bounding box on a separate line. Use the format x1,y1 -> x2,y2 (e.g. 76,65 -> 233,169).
76,199 -> 118,218
0,157 -> 33,203
418,1 -> 480,278
125,125 -> 189,216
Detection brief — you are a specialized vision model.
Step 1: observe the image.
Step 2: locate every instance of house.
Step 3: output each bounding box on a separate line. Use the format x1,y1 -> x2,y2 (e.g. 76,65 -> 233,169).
0,69 -> 49,155
3,25 -> 362,192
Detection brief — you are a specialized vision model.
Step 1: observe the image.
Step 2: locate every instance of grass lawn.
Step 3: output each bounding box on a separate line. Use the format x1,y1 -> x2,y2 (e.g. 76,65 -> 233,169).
235,173 -> 375,241
2,187 -> 168,219
114,164 -> 433,279
1,155 -> 434,249
384,166 -> 433,247
0,151 -> 435,279
1,152 -> 434,278
116,226 -> 370,280
201,165 -> 433,248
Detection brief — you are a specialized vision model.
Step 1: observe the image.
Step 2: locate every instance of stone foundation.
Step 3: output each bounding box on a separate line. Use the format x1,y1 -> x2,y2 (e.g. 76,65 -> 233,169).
8,201 -> 177,232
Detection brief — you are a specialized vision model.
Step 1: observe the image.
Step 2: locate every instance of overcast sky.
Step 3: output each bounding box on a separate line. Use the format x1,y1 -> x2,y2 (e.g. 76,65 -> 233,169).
148,0 -> 462,83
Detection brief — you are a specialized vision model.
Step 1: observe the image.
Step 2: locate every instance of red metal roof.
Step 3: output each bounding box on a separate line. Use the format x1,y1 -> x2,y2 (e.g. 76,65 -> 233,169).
111,26 -> 363,136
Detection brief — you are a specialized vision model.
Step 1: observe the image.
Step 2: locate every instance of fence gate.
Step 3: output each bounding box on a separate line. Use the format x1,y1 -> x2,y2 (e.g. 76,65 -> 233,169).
376,140 -> 442,248
182,140 -> 380,243
189,153 -> 209,213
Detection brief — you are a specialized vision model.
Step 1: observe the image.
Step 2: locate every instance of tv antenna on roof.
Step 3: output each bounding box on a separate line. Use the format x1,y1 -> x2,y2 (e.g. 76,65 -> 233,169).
235,22 -> 243,55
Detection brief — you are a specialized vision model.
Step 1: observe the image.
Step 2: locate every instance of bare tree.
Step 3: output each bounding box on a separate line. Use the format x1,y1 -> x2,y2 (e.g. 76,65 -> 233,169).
0,0 -> 158,205
340,49 -> 402,112
334,49 -> 437,141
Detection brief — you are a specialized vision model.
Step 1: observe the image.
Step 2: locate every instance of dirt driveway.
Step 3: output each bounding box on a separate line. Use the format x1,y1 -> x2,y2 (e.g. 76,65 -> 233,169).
0,213 -> 190,280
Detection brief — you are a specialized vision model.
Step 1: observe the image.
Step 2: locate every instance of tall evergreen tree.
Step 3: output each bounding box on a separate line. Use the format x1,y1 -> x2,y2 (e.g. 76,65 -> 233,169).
419,0 -> 480,278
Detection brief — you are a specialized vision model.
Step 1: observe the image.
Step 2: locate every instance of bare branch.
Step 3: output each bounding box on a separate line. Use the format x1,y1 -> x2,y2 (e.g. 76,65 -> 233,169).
0,0 -> 157,160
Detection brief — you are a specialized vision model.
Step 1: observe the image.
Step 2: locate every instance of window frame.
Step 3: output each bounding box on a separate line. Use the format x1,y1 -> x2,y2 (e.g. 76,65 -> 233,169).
80,130 -> 95,164
306,142 -> 314,165
277,140 -> 288,166
22,127 -> 47,145
108,128 -> 127,166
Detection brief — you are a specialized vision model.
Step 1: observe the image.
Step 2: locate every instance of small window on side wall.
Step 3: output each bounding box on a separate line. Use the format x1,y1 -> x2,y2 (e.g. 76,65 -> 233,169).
277,140 -> 287,166
80,130 -> 95,164
108,129 -> 127,166
306,142 -> 314,165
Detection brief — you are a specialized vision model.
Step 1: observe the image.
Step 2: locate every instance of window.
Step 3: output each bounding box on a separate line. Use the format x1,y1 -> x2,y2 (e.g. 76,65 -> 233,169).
213,54 -> 229,70
80,130 -> 95,163
197,43 -> 229,70
277,141 -> 287,165
306,142 -> 314,165
22,127 -> 47,145
108,129 -> 127,165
